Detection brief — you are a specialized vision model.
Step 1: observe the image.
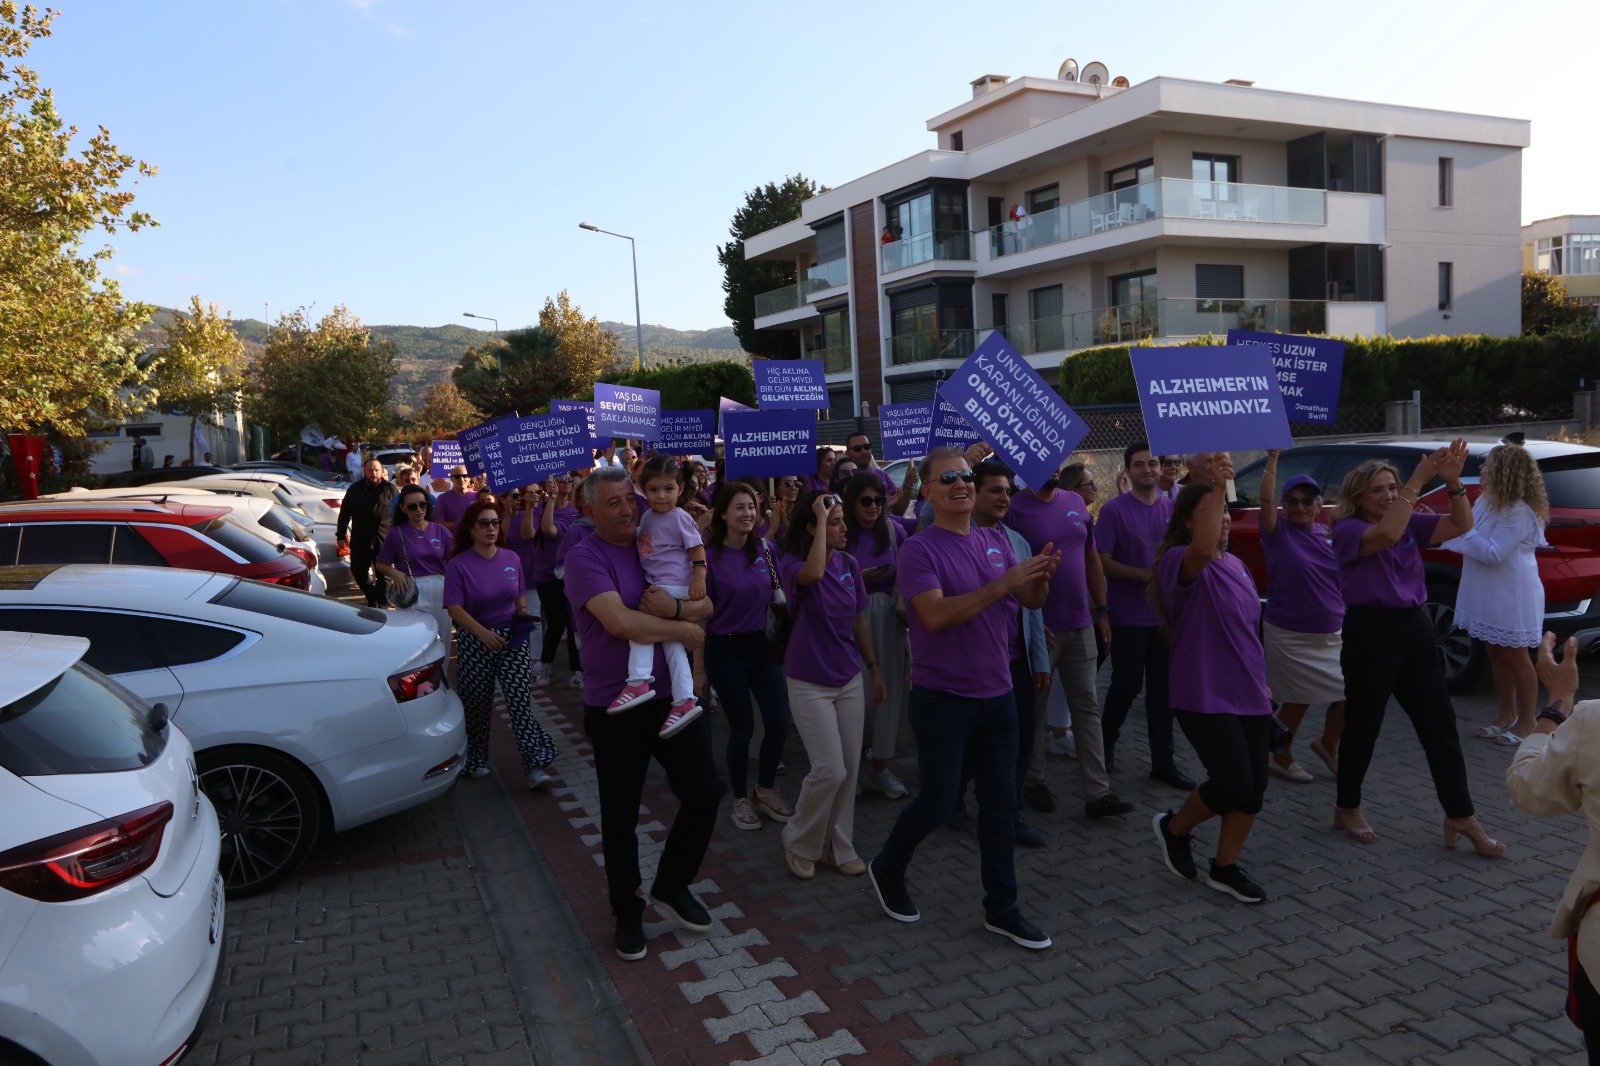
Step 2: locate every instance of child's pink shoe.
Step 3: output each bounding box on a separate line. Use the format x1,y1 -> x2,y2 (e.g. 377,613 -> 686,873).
608,681 -> 656,714
659,699 -> 702,738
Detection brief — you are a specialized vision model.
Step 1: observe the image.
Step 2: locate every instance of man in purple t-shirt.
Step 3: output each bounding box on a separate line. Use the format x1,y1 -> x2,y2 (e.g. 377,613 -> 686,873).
563,466 -> 726,963
1096,441 -> 1194,791
869,447 -> 1060,951
435,466 -> 475,531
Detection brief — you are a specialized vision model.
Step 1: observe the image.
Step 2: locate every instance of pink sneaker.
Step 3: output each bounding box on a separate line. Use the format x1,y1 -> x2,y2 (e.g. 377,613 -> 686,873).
659,699 -> 702,739
608,681 -> 657,714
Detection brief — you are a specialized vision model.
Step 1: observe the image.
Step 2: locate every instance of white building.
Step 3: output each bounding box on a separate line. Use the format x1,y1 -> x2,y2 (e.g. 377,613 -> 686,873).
1523,215 -> 1600,307
744,66 -> 1528,408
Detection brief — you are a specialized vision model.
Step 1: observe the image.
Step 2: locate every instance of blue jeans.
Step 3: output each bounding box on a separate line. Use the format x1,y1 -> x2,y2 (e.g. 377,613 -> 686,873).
705,631 -> 790,797
876,686 -> 1020,920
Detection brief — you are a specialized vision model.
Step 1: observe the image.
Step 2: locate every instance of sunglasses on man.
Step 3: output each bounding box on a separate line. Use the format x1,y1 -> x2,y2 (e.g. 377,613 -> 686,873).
936,470 -> 976,485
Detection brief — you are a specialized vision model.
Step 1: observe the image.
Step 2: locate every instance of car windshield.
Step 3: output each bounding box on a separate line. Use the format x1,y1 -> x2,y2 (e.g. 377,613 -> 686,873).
210,578 -> 385,634
1538,454 -> 1600,510
0,662 -> 164,775
195,517 -> 283,563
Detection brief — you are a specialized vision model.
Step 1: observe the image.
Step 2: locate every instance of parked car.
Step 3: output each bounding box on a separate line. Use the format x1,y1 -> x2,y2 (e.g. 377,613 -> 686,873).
0,630 -> 224,1066
0,500 -> 313,590
180,471 -> 344,525
99,464 -> 230,488
0,565 -> 467,894
231,459 -> 347,486
1226,438 -> 1600,689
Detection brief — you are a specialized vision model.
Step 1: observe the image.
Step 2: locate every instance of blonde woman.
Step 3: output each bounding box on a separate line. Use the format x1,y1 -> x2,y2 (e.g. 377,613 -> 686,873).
1443,443 -> 1549,745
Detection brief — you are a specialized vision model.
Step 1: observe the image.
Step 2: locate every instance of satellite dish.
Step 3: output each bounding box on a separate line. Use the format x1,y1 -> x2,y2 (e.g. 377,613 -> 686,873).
1111,75 -> 1130,88
1058,58 -> 1078,81
1082,61 -> 1109,85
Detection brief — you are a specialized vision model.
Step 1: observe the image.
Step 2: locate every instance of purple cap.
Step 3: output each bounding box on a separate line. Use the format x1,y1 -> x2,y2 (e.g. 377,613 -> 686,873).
1281,474 -> 1321,497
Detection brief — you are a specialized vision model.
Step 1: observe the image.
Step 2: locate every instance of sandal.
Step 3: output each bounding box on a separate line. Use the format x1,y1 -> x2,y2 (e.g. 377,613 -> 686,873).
1474,723 -> 1511,740
1494,729 -> 1529,747
1309,738 -> 1339,776
1333,806 -> 1378,844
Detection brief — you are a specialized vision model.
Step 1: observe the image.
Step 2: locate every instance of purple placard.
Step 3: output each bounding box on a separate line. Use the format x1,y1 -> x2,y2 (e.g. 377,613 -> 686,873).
648,409 -> 715,454
754,360 -> 829,410
594,383 -> 661,440
1132,345 -> 1294,454
723,408 -> 817,479
458,417 -> 501,479
938,333 -> 1089,492
878,402 -> 933,461
499,409 -> 593,484
718,395 -> 753,437
929,387 -> 983,451
551,399 -> 607,450
429,440 -> 463,479
1225,329 -> 1345,425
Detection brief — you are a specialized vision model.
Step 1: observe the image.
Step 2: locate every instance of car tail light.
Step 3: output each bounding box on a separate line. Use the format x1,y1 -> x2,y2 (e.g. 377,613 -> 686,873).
424,754 -> 461,779
323,498 -> 341,510
0,802 -> 174,902
389,658 -> 444,702
287,545 -> 316,568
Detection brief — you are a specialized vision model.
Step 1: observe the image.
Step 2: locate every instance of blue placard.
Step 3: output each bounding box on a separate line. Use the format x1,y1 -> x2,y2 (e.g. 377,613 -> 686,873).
930,387 -> 983,451
429,440 -> 463,479
1225,329 -> 1345,425
551,399 -> 607,450
939,334 -> 1090,492
498,410 -> 594,484
1132,345 -> 1294,454
754,360 -> 830,410
718,395 -> 753,437
649,409 -> 715,454
723,408 -> 817,479
878,402 -> 933,461
458,418 -> 500,479
594,383 -> 661,440
457,416 -> 517,492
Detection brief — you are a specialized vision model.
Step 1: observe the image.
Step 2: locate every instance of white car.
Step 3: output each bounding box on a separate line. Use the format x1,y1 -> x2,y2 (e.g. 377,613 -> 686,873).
0,565 -> 467,894
0,631 -> 224,1066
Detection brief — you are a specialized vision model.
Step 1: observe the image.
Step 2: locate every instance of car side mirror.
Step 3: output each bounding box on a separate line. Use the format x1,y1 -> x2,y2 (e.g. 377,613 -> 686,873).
149,701 -> 170,733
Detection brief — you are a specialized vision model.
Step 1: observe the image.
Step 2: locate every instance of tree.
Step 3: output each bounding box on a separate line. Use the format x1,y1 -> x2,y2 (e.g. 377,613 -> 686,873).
246,306 -> 397,450
1522,269 -> 1596,336
142,296 -> 247,462
540,290 -> 622,380
0,4 -> 158,435
451,293 -> 622,418
716,175 -> 825,359
409,381 -> 484,434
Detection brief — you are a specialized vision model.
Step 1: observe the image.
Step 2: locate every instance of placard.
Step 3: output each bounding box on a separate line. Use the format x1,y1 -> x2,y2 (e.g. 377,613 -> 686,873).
649,410 -> 716,454
878,402 -> 934,461
455,416 -> 517,492
930,387 -> 983,451
718,395 -> 753,437
723,408 -> 817,479
499,409 -> 594,484
754,360 -> 829,410
551,399 -> 607,450
939,334 -> 1089,492
429,440 -> 463,479
458,417 -> 501,480
1225,330 -> 1345,425
1131,345 -> 1294,455
594,383 -> 661,440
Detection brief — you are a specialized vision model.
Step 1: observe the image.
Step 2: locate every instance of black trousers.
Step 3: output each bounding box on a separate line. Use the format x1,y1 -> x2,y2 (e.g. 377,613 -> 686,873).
1103,625 -> 1176,774
1337,605 -> 1474,818
1174,710 -> 1273,816
1579,962 -> 1600,1065
348,537 -> 387,607
583,699 -> 725,917
536,579 -> 580,670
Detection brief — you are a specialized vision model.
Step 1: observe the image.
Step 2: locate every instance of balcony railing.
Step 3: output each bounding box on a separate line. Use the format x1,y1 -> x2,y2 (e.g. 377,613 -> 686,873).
880,230 -> 972,274
809,257 -> 848,291
887,329 -> 976,366
1001,299 -> 1330,354
812,344 -> 851,374
754,282 -> 806,318
987,178 -> 1328,259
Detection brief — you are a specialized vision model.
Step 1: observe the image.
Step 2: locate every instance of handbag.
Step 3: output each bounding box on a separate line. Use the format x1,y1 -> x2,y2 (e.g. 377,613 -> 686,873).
1267,714 -> 1291,755
761,538 -> 794,663
391,526 -> 421,609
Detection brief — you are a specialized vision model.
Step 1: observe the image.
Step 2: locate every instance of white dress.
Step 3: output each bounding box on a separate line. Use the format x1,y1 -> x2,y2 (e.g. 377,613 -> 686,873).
1441,499 -> 1546,647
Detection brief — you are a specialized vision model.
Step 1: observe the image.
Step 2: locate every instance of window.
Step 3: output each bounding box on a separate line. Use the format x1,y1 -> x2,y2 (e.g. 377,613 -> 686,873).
0,663 -> 164,778
1028,286 -> 1065,352
1438,157 -> 1454,207
1106,160 -> 1153,192
210,578 -> 385,635
1543,234 -> 1600,277
17,523 -> 114,565
949,130 -> 963,152
194,517 -> 283,564
0,527 -> 16,566
1195,264 -> 1245,301
1231,452 -> 1326,510
1026,184 -> 1059,214
121,423 -> 164,439
1537,237 -> 1565,275
0,608 -> 157,675
111,526 -> 168,566
143,617 -> 248,667
1192,153 -> 1240,185
1438,262 -> 1453,311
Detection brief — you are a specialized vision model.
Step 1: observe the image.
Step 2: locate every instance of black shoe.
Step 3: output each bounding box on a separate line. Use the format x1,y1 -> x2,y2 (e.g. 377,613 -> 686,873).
946,801 -> 975,834
868,857 -> 920,923
1014,820 -> 1047,848
1150,768 -> 1197,791
1021,782 -> 1057,814
650,886 -> 712,933
984,909 -> 1052,950
614,913 -> 647,960
1153,810 -> 1197,881
1085,794 -> 1136,818
1206,863 -> 1266,904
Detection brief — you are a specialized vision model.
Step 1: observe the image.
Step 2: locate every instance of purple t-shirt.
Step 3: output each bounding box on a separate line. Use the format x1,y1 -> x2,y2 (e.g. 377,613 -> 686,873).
847,523 -> 901,594
897,524 -> 1019,700
376,521 -> 451,578
800,475 -> 830,495
891,514 -> 919,542
443,547 -> 525,629
777,549 -> 868,689
435,490 -> 474,528
1156,547 -> 1272,716
705,539 -> 777,636
638,506 -> 703,588
1262,520 -> 1343,633
1333,512 -> 1443,610
1004,489 -> 1092,631
554,519 -> 596,577
564,535 -> 670,707
514,504 -> 577,584
1095,492 -> 1174,627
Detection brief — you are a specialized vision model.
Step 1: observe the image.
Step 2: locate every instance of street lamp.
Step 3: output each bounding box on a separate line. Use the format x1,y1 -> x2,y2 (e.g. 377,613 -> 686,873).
462,312 -> 500,378
578,222 -> 645,371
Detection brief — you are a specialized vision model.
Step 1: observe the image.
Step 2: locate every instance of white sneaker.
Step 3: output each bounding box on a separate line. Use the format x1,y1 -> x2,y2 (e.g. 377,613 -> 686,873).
568,670 -> 584,690
868,769 -> 908,799
533,663 -> 552,687
527,768 -> 554,790
1046,731 -> 1077,759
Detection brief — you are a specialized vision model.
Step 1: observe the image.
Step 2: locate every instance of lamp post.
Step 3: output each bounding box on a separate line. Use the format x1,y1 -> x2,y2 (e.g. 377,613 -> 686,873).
462,312 -> 500,378
578,222 -> 645,371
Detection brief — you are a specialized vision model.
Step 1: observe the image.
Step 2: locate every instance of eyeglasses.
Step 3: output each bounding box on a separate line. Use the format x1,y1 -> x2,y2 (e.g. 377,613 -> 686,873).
475,518 -> 501,528
1284,494 -> 1320,506
857,496 -> 884,507
451,474 -> 467,480
404,501 -> 428,512
848,444 -> 871,452
936,470 -> 976,485
1160,460 -> 1180,468
778,480 -> 799,489
556,476 -> 572,483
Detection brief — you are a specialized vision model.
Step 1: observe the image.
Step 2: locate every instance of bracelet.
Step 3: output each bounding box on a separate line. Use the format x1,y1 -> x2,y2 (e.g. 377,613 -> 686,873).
1446,485 -> 1468,498
691,560 -> 707,567
673,598 -> 682,619
1538,703 -> 1568,726
1094,605 -> 1109,615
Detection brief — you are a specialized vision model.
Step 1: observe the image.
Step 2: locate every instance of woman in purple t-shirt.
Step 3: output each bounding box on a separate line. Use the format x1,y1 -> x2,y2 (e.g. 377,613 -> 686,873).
519,475 -> 582,690
777,491 -> 886,880
1149,465 -> 1275,904
375,484 -> 454,655
843,472 -> 910,800
1330,442 -> 1505,856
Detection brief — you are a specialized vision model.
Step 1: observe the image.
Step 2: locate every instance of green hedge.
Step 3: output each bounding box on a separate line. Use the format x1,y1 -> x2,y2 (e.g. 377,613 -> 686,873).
1058,333 -> 1600,409
593,360 -> 756,411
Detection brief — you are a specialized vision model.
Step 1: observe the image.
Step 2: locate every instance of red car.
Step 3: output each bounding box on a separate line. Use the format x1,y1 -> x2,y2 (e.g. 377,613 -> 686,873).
0,500 -> 312,589
1226,438 -> 1600,690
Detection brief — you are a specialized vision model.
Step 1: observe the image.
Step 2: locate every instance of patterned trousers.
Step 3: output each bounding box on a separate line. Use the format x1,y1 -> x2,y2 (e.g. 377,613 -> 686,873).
456,625 -> 558,773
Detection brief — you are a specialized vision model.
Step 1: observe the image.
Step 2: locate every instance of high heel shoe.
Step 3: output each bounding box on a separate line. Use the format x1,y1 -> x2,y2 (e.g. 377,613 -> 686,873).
1442,817 -> 1507,857
1333,806 -> 1377,844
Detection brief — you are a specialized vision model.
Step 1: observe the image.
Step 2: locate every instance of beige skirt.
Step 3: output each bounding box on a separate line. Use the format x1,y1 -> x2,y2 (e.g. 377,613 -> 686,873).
1263,621 -> 1345,704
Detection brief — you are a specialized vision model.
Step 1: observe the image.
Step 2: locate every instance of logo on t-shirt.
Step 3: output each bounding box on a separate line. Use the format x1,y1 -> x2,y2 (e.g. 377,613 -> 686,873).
754,554 -> 769,574
503,565 -> 519,582
985,546 -> 1005,569
1066,509 -> 1084,527
839,567 -> 856,591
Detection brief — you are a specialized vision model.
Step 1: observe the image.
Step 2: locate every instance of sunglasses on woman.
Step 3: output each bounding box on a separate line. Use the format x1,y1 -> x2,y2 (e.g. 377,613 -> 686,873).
475,518 -> 501,528
778,480 -> 799,489
936,470 -> 976,485
858,496 -> 885,507
404,501 -> 428,512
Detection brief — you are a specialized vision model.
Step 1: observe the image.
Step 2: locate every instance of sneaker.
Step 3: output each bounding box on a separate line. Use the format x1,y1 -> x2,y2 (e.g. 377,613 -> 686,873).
568,670 -> 584,690
1046,731 -> 1077,758
1021,782 -> 1057,814
658,699 -> 702,739
462,766 -> 491,780
730,797 -> 761,831
1206,863 -> 1267,904
984,909 -> 1052,950
776,761 -> 787,776
1153,811 -> 1197,881
752,787 -> 794,823
608,681 -> 656,713
614,913 -> 647,961
1014,820 -> 1047,848
526,768 -> 554,791
867,857 -> 919,923
1085,794 -> 1135,818
867,769 -> 908,799
650,886 -> 713,932
836,857 -> 867,876
784,843 -> 815,880
533,663 -> 553,688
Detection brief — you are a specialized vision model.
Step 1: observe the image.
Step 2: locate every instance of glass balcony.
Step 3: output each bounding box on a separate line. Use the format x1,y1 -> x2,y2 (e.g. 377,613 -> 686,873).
807,257 -> 848,291
1160,178 -> 1325,226
880,230 -> 973,274
887,329 -> 976,366
812,344 -> 851,374
999,299 -> 1331,354
753,282 -> 806,319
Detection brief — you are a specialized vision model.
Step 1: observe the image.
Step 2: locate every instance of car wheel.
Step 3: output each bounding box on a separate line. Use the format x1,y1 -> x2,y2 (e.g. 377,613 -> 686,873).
1424,580 -> 1486,693
197,746 -> 324,896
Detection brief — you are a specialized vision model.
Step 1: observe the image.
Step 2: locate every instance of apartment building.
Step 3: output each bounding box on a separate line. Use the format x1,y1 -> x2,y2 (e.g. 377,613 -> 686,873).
1524,215 -> 1600,307
744,66 -> 1528,410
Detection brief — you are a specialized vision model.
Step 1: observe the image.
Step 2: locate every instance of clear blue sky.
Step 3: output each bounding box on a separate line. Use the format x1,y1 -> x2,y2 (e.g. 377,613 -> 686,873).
37,0 -> 1596,334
